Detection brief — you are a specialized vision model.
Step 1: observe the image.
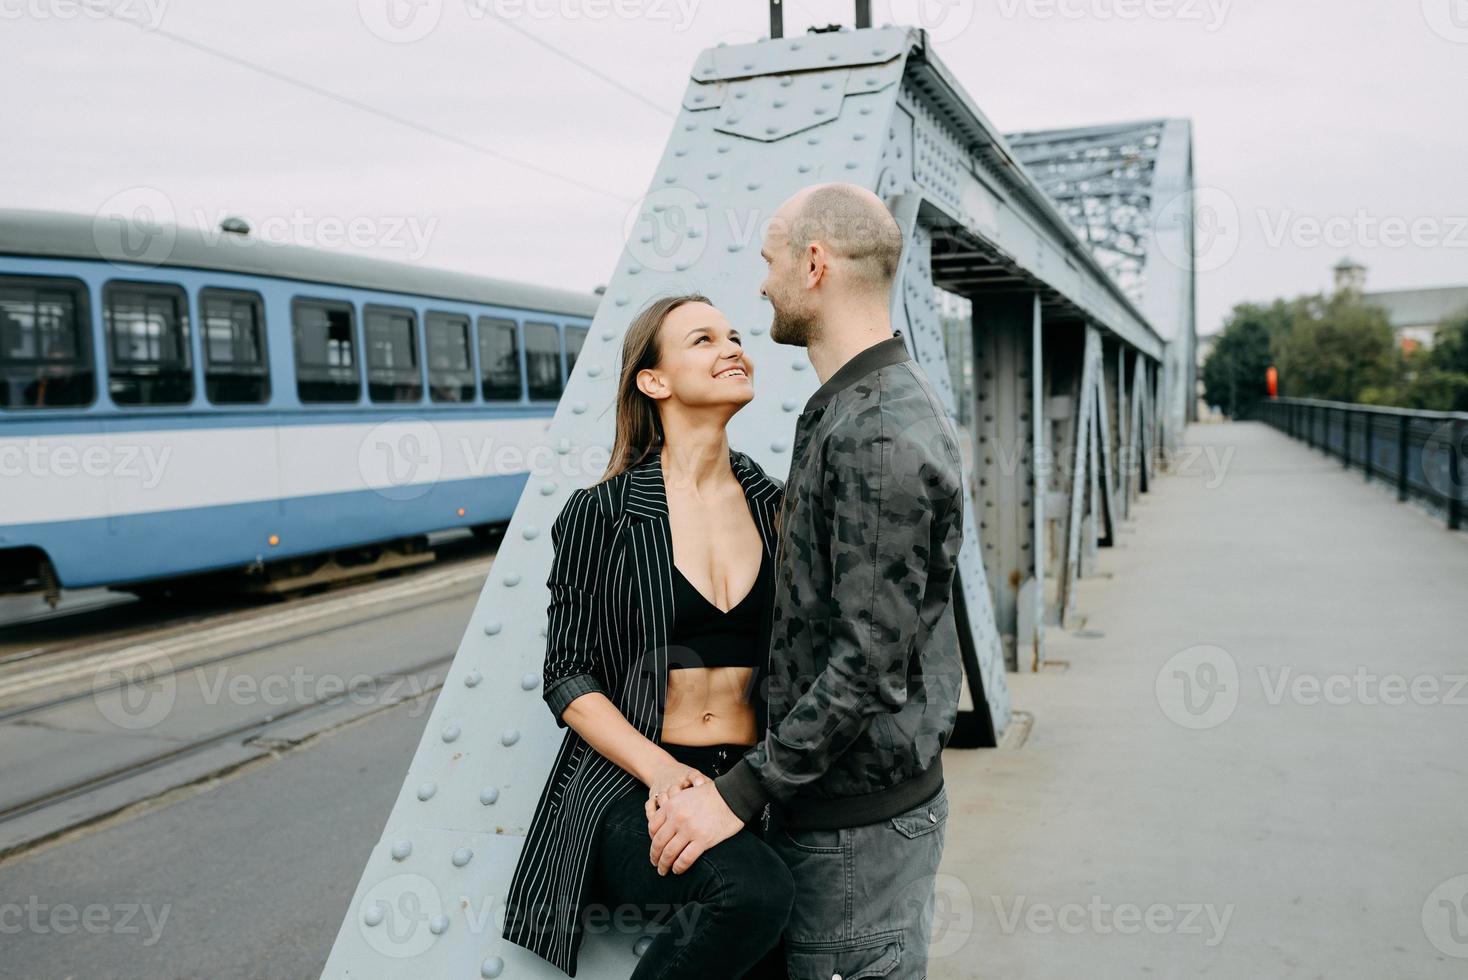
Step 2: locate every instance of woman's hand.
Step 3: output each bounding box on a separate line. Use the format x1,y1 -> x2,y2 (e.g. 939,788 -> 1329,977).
643,760 -> 707,820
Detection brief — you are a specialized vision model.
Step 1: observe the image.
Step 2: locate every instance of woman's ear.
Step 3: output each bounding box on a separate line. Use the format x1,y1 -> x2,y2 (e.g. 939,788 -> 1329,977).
635,367 -> 669,401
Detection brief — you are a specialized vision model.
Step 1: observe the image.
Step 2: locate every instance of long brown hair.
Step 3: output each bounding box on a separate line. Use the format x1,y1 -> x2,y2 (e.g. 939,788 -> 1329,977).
599,293 -> 712,483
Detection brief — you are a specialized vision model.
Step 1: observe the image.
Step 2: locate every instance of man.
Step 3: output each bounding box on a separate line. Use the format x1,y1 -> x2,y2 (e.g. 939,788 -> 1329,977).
646,182 -> 966,979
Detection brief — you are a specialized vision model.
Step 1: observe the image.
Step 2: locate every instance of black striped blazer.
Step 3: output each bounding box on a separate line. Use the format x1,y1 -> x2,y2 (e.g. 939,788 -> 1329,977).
501,445 -> 783,977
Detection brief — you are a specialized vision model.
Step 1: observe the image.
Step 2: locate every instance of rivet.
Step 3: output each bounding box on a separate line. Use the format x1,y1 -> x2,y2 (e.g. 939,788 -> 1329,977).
765,125 -> 778,135
627,266 -> 641,275
363,902 -> 386,927
464,669 -> 482,687
771,440 -> 788,452
706,171 -> 721,179
846,161 -> 859,169
726,243 -> 743,252
687,228 -> 701,238
572,402 -> 587,414
790,41 -> 802,50
684,123 -> 697,131
725,115 -> 739,124
391,840 -> 412,861
860,107 -> 872,115
734,90 -> 747,99
601,329 -> 616,340
452,847 -> 474,867
779,76 -> 793,87
442,723 -> 461,743
792,361 -> 808,371
481,786 -> 500,805
430,914 -> 450,935
481,956 -> 505,978
873,48 -> 886,56
523,526 -> 539,540
522,672 -> 541,691
814,107 -> 826,116
663,176 -> 676,184
798,164 -> 811,173
773,99 -> 787,108
503,572 -> 520,586
742,62 -> 753,70
751,324 -> 765,335
674,148 -> 687,157
501,729 -> 520,746
692,94 -> 705,103
484,621 -> 502,635
717,144 -> 730,154
854,133 -> 866,140
675,261 -> 691,271
821,81 -> 833,90
827,52 -> 838,61
808,135 -> 822,145
866,77 -> 878,86
782,398 -> 798,411
588,365 -> 603,377
417,782 -> 437,801
615,296 -> 629,306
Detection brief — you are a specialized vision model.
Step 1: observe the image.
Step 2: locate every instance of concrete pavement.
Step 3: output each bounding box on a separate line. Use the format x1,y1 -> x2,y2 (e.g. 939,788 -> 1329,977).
933,420 -> 1468,978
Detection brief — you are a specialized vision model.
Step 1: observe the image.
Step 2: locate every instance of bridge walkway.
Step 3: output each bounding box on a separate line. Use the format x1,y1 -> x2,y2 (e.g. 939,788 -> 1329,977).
934,420 -> 1468,978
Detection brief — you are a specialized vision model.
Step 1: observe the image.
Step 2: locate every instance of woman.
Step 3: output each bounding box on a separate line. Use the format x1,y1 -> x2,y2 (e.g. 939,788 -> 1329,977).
501,294 -> 793,979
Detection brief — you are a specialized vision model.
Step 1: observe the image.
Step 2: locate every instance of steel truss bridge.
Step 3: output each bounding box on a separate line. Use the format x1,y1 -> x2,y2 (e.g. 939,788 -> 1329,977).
323,23 -> 1196,978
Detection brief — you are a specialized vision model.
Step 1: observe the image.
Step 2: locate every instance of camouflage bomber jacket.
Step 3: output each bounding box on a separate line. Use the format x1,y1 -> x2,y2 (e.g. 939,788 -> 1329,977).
714,330 -> 966,831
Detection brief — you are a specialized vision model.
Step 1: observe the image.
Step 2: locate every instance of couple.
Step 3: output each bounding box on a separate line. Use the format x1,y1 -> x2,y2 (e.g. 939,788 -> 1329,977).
502,182 -> 966,979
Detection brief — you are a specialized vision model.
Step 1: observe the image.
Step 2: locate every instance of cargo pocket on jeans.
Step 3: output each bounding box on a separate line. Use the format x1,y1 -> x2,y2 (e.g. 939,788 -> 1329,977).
886,785 -> 948,839
787,930 -> 903,980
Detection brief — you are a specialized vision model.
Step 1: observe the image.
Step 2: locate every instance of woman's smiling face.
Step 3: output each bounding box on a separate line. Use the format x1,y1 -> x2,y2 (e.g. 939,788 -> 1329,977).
640,300 -> 755,410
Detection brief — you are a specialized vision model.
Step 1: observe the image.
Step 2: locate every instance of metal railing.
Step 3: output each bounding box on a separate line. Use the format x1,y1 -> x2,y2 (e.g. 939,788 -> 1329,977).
1259,397 -> 1468,531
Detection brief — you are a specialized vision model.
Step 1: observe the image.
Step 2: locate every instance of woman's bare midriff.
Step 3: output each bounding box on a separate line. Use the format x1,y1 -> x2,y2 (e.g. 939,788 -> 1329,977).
660,664 -> 759,746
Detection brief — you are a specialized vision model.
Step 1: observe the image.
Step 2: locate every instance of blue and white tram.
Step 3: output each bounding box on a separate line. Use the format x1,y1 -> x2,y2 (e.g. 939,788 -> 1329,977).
0,209 -> 599,602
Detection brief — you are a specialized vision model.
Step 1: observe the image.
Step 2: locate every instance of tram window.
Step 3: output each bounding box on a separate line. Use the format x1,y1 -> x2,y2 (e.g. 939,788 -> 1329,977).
0,276 -> 95,409
104,281 -> 193,405
364,305 -> 423,403
565,324 -> 588,378
477,316 -> 521,401
426,311 -> 474,403
293,298 -> 360,403
200,288 -> 269,405
525,321 -> 562,400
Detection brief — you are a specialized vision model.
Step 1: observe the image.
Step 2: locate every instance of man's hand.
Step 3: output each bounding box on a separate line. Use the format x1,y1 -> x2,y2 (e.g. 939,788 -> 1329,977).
644,781 -> 743,876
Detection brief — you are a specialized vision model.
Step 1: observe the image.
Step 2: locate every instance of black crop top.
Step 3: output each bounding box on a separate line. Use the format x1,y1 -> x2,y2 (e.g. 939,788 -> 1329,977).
667,547 -> 772,670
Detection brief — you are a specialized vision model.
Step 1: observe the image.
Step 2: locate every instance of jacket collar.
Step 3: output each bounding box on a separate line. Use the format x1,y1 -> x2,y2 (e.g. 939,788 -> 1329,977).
623,444 -> 780,522
803,329 -> 912,414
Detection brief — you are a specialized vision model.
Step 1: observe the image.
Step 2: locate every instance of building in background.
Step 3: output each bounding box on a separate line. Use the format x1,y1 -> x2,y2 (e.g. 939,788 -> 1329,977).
1333,257 -> 1468,351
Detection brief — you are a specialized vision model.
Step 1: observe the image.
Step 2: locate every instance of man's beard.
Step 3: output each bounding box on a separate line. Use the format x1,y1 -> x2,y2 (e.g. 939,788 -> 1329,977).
769,302 -> 818,347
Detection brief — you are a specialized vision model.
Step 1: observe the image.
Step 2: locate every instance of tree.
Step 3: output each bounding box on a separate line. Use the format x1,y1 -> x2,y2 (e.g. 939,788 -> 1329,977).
1275,292 -> 1397,402
1201,301 -> 1291,419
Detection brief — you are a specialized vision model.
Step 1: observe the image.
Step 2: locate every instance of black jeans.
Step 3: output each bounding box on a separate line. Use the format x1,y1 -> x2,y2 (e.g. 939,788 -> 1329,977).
591,741 -> 794,980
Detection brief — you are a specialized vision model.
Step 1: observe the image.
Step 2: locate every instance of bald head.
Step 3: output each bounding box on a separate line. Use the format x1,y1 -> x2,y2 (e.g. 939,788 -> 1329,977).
775,182 -> 904,297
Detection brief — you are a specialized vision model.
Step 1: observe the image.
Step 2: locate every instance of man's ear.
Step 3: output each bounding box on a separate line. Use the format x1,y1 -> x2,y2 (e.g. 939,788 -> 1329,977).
635,367 -> 669,401
805,242 -> 826,289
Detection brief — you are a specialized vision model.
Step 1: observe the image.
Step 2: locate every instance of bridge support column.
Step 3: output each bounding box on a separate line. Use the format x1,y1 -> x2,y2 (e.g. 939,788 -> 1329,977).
975,292 -> 1042,671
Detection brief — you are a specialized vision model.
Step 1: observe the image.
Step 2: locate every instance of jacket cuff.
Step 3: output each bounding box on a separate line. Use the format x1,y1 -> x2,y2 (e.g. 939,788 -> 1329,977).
543,672 -> 605,727
713,757 -> 771,825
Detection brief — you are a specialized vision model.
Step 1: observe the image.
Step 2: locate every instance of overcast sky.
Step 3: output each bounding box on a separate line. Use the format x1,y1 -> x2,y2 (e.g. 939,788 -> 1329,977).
4,0 -> 1464,335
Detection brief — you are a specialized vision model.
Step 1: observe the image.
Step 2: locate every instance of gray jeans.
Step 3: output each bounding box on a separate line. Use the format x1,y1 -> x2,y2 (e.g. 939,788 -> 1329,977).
767,783 -> 950,980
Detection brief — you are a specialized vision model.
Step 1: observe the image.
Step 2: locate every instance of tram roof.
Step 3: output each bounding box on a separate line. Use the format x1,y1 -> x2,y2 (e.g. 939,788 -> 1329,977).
0,208 -> 602,319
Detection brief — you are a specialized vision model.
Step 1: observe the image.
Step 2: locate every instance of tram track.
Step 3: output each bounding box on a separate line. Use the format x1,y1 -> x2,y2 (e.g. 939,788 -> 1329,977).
0,557 -> 490,708
0,580 -> 477,725
0,650 -> 454,841
0,551 -> 497,859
